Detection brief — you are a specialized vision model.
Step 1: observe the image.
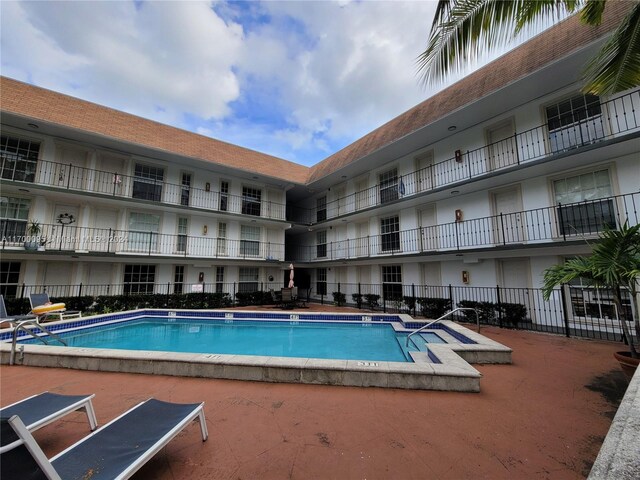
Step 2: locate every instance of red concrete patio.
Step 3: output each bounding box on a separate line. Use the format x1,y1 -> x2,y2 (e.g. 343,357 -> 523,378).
0,323 -> 629,479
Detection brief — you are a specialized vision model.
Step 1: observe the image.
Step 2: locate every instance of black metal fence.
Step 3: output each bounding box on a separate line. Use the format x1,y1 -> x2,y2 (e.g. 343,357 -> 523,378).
2,281 -> 634,344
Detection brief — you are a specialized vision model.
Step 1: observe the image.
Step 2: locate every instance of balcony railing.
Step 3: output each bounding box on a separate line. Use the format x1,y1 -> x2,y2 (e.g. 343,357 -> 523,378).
290,89 -> 640,224
0,157 -> 287,221
0,224 -> 285,261
287,192 -> 639,262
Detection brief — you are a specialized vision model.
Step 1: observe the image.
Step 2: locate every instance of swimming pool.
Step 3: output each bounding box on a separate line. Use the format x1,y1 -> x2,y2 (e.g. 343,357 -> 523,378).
1,309 -> 512,392
19,317 -> 447,363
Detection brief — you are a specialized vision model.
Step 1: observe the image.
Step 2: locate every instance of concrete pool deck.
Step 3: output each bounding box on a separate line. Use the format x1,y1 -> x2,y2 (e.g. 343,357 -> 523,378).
0,323 -> 633,479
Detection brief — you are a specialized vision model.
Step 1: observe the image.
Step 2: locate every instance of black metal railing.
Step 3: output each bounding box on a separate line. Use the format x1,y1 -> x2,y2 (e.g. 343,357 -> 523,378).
1,282 -> 634,343
0,223 -> 286,260
288,89 -> 640,224
0,156 -> 287,221
287,192 -> 639,262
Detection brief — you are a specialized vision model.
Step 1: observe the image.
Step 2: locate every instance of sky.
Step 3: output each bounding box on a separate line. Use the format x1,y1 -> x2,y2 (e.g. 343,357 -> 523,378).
0,1 -> 549,167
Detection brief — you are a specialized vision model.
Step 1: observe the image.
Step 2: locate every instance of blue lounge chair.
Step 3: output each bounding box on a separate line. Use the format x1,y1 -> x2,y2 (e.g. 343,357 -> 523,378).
1,398 -> 208,480
0,392 -> 97,432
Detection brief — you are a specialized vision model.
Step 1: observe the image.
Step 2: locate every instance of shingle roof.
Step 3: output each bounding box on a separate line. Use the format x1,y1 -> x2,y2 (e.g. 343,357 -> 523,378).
306,2 -> 630,183
0,3 -> 628,186
0,77 -> 310,184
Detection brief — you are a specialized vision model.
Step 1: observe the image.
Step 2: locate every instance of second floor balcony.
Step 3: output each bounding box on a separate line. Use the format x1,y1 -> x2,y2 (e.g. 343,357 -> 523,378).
288,192 -> 639,262
0,224 -> 285,261
0,157 -> 288,222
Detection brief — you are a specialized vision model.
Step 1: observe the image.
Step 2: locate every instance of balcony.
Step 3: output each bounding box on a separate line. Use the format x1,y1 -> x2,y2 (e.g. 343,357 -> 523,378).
287,192 -> 639,262
0,159 -> 287,222
293,89 -> 640,224
0,224 -> 285,261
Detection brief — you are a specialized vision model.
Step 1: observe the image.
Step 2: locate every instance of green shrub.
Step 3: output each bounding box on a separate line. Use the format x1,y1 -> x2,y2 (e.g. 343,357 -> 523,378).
352,293 -> 363,308
457,300 -> 497,323
332,291 -> 346,306
417,297 -> 452,318
498,302 -> 527,328
402,296 -> 417,314
364,294 -> 380,310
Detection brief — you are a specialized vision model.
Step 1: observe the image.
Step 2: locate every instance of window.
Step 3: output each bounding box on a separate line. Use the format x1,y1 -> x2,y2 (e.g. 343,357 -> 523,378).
215,266 -> 224,294
128,212 -> 160,252
219,181 -> 229,211
242,186 -> 261,216
1,135 -> 40,182
0,261 -> 21,298
316,196 -> 327,222
240,225 -> 261,257
380,216 -> 400,252
181,173 -> 191,206
316,268 -> 327,296
382,265 -> 403,301
554,169 -> 615,236
124,264 -> 156,294
238,267 -> 259,293
132,163 -> 164,202
176,217 -> 188,252
316,230 -> 327,258
379,168 -> 398,204
173,265 -> 184,294
546,94 -> 604,152
0,197 -> 31,242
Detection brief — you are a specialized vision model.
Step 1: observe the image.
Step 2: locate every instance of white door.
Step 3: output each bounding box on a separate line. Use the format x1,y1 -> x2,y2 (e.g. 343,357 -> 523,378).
492,188 -> 525,244
356,222 -> 369,257
86,263 -> 113,295
499,258 -> 534,322
93,209 -> 118,252
355,178 -> 370,211
487,120 -> 516,171
415,151 -> 434,192
419,204 -> 439,251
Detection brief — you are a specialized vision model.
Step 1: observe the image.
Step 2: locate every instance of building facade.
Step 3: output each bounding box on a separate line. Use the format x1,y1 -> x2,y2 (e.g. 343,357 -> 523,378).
1,7 -> 638,329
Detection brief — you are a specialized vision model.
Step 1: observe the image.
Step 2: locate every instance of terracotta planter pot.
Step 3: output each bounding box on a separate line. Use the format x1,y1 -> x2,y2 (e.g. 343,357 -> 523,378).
614,351 -> 640,380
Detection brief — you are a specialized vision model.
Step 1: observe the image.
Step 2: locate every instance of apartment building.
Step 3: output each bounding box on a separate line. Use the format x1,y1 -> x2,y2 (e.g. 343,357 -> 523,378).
1,6 -> 638,327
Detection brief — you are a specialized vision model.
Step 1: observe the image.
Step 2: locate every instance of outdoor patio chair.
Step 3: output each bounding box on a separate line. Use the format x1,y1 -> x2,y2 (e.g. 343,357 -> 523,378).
0,295 -> 37,326
270,289 -> 283,308
297,287 -> 312,308
29,293 -> 82,321
280,288 -> 294,309
0,398 -> 208,480
0,392 -> 97,432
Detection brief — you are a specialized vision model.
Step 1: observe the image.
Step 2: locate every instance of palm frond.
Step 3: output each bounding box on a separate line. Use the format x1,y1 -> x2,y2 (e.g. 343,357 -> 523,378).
579,0 -> 607,26
582,2 -> 640,95
417,0 -> 575,86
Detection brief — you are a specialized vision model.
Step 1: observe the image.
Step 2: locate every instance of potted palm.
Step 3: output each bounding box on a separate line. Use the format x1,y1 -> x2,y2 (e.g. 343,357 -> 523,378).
24,220 -> 42,251
542,223 -> 640,378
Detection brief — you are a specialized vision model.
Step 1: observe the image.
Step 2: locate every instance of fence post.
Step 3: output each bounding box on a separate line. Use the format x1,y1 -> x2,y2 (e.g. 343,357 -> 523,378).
338,282 -> 341,306
21,282 -> 26,299
411,283 -> 416,317
560,284 -> 571,338
499,213 -> 506,246
233,282 -> 236,307
558,202 -> 567,241
107,228 -> 112,253
496,285 -> 503,328
358,282 -> 362,309
383,290 -> 387,313
448,284 -> 454,311
78,283 -> 83,298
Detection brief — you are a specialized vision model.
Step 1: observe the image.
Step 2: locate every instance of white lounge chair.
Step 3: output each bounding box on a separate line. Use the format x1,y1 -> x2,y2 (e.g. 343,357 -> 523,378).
0,392 -> 97,432
29,293 -> 82,321
1,398 -> 208,480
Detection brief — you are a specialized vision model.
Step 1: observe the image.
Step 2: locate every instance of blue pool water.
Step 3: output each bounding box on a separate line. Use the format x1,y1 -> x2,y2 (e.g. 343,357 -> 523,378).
29,318 -> 446,362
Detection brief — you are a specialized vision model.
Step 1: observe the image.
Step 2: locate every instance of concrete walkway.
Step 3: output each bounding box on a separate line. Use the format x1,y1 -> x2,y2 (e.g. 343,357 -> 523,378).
0,326 -> 631,479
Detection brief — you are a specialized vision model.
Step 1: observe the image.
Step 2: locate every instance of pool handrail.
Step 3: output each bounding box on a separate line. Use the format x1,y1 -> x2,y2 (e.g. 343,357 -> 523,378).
9,319 -> 67,365
405,308 -> 479,348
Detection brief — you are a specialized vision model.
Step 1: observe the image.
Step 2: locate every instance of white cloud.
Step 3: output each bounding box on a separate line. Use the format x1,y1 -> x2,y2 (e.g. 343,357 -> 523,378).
1,0 -> 445,165
1,1 -> 243,125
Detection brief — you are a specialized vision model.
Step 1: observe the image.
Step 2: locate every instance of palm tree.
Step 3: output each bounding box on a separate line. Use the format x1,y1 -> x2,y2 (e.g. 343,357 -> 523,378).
419,0 -> 640,95
542,223 -> 640,358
